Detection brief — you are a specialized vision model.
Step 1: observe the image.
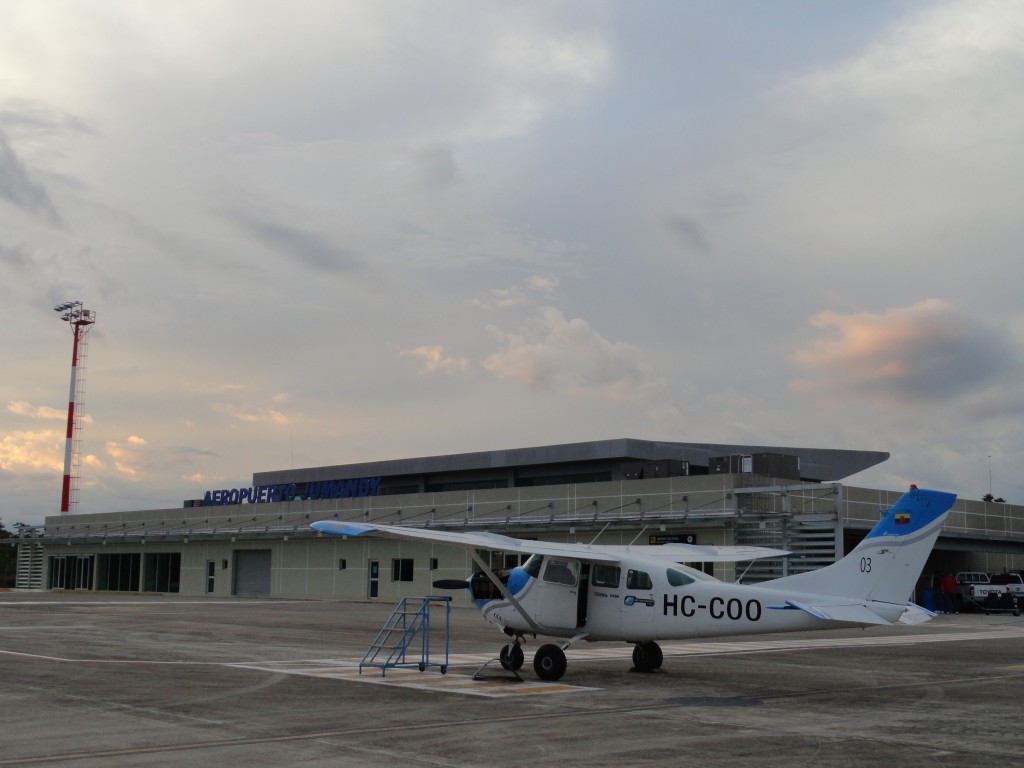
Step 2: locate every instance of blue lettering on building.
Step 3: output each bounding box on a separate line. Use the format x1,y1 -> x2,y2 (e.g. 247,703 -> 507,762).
202,477 -> 382,506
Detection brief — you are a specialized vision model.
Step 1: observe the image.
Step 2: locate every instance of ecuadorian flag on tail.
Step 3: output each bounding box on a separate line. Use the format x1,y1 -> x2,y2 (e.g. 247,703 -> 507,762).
865,485 -> 956,540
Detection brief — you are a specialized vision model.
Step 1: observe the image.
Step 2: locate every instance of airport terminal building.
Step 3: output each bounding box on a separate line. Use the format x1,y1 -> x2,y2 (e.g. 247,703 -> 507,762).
14,439 -> 1024,603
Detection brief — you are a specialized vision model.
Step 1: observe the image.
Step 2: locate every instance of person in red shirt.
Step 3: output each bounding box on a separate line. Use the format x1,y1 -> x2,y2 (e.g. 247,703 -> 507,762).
940,572 -> 959,613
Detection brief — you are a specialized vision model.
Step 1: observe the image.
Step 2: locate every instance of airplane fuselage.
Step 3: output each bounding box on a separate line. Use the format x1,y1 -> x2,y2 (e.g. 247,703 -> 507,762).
313,485 -> 955,680
477,554 -> 904,643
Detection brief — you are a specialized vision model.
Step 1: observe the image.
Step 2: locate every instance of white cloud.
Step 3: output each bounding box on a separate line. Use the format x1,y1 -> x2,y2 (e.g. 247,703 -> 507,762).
482,306 -> 681,426
0,429 -> 63,472
105,439 -> 143,476
791,299 -> 1022,407
8,401 -> 66,420
402,345 -> 470,375
214,405 -> 289,426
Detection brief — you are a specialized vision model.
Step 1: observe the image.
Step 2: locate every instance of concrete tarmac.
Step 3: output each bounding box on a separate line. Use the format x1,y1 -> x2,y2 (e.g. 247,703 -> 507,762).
2,591 -> 1023,767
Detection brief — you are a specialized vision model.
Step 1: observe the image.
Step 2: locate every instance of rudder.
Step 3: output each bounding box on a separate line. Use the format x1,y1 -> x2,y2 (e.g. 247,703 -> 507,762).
768,486 -> 956,603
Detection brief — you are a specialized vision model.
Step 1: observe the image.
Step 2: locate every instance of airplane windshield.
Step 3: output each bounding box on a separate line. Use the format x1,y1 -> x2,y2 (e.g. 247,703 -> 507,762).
672,563 -> 718,582
522,554 -> 543,578
666,568 -> 695,587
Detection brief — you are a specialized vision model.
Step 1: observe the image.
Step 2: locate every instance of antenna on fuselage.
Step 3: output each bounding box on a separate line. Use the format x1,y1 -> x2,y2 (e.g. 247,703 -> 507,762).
587,520 -> 613,546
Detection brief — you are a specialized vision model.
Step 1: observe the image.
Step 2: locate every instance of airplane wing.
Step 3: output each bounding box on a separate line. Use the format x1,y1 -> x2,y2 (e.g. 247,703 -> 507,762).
597,544 -> 791,563
310,520 -> 789,563
311,520 -> 618,561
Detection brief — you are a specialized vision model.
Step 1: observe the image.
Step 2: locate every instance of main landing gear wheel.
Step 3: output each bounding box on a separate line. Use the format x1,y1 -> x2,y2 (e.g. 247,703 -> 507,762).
499,643 -> 525,671
632,641 -> 663,673
533,644 -> 567,681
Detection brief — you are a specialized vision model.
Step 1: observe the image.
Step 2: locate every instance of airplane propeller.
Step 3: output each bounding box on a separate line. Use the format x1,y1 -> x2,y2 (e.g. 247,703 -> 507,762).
432,579 -> 470,590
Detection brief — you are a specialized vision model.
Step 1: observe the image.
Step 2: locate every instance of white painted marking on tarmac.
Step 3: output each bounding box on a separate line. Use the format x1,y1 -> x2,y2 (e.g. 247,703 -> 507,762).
0,600 -> 301,606
229,656 -> 599,697
227,628 -> 1024,696
652,628 -> 1024,660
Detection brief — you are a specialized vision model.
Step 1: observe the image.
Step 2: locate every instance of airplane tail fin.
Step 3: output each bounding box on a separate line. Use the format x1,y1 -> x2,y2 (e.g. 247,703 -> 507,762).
768,486 -> 956,604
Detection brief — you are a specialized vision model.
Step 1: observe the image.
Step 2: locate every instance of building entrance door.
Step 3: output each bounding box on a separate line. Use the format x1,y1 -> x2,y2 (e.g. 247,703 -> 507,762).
368,560 -> 380,599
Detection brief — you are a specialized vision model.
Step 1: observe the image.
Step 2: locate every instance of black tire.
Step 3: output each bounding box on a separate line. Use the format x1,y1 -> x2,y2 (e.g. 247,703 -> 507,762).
533,644 -> 567,681
632,641 -> 663,672
499,643 -> 525,671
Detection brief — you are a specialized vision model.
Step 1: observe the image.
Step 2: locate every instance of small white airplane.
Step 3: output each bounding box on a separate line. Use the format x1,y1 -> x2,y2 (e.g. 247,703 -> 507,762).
311,485 -> 955,681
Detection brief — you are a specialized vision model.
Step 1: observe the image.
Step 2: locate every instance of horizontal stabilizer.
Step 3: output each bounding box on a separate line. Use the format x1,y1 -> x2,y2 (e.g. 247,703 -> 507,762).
897,603 -> 937,625
770,600 -> 890,625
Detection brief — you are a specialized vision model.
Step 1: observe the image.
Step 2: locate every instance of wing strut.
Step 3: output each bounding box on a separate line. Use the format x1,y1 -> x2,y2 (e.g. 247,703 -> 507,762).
469,549 -> 540,632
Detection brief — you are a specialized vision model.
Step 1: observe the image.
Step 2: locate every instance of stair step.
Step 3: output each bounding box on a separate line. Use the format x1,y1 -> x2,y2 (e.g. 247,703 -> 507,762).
359,597 -> 451,674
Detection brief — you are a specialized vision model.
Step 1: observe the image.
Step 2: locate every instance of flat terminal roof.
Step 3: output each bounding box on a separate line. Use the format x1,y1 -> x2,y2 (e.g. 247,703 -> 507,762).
252,438 -> 888,486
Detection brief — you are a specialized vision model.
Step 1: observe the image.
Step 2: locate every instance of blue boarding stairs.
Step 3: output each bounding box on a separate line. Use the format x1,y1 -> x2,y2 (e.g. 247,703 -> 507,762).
360,596 -> 451,676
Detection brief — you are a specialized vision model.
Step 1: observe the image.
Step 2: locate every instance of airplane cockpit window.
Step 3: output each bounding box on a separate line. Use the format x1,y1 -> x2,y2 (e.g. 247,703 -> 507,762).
626,569 -> 653,590
523,554 -> 543,578
592,564 -> 620,588
666,568 -> 695,587
543,558 -> 579,586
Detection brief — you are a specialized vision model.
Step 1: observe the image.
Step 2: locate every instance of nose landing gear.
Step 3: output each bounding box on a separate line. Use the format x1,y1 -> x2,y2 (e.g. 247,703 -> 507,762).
497,638 -> 569,681
499,641 -> 525,671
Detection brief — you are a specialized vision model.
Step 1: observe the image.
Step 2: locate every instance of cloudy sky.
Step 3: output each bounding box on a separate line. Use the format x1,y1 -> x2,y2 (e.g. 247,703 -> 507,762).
3,1 -> 1023,527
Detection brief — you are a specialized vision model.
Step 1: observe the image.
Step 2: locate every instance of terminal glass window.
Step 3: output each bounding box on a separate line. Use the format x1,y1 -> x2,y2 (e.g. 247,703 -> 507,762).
143,553 -> 181,593
48,555 -> 94,590
96,553 -> 141,591
392,558 -> 414,582
503,553 -> 529,570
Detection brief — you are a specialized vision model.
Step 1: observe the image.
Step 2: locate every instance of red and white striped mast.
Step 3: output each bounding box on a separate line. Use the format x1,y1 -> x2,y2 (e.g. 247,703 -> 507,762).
54,301 -> 96,514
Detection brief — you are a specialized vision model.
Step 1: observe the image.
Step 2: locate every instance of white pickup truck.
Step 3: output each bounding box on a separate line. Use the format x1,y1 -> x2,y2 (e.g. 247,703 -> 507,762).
968,572 -> 1023,614
955,571 -> 990,607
